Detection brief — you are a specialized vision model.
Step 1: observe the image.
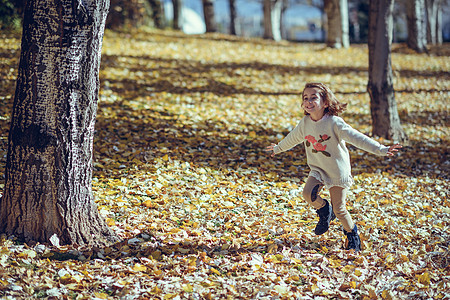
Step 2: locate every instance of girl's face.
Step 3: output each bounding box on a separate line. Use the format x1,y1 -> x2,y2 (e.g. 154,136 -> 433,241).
302,87 -> 328,120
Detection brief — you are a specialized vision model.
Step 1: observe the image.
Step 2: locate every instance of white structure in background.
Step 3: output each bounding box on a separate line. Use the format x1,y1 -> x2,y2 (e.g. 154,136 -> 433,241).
182,7 -> 206,34
165,0 -> 450,42
164,0 -> 322,40
215,1 -> 324,41
164,2 -> 206,34
283,4 -> 323,41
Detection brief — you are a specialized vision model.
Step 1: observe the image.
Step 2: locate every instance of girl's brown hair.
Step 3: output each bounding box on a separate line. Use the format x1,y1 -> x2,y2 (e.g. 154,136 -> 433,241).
302,82 -> 347,116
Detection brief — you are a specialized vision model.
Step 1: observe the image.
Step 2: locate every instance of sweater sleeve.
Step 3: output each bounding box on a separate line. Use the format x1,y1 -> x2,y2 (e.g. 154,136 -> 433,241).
334,117 -> 390,156
273,119 -> 304,154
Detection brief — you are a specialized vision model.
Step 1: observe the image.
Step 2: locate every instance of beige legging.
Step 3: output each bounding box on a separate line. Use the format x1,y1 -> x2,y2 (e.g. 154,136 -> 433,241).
302,176 -> 354,232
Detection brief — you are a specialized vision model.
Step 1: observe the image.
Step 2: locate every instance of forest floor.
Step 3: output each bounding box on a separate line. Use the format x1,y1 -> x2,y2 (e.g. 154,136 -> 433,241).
0,28 -> 449,299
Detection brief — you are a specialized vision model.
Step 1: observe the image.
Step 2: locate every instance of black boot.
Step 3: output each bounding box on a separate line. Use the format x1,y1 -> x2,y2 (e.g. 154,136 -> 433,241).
344,225 -> 361,252
314,200 -> 336,235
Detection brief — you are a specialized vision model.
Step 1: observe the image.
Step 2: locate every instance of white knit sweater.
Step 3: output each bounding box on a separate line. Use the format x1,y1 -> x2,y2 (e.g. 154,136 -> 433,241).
273,115 -> 390,188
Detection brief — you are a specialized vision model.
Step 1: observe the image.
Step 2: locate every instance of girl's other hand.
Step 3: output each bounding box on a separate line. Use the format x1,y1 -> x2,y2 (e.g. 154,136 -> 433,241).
387,143 -> 402,156
266,143 -> 276,157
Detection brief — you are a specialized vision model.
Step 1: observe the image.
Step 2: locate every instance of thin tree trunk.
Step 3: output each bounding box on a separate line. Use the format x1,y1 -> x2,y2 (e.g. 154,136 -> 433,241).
202,0 -> 217,33
426,0 -> 443,45
406,0 -> 427,53
172,0 -> 182,30
341,0 -> 350,48
263,0 -> 282,41
436,2 -> 442,44
324,0 -> 345,48
280,0 -> 288,40
149,0 -> 165,29
263,0 -> 274,40
367,0 -> 407,142
0,0 -> 118,246
229,0 -> 237,35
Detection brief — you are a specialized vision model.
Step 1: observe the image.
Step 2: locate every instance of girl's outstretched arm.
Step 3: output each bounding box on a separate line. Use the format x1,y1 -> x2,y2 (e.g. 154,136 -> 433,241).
265,143 -> 277,157
387,144 -> 402,156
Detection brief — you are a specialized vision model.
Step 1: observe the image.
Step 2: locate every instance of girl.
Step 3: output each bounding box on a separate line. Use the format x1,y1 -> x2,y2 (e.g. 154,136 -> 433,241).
265,82 -> 401,251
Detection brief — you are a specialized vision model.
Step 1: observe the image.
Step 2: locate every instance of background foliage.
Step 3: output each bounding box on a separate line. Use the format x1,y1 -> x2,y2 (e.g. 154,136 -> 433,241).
0,0 -> 23,30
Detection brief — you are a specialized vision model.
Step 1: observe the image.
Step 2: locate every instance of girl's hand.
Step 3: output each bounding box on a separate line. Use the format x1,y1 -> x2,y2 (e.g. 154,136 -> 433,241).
387,144 -> 402,156
266,143 -> 276,157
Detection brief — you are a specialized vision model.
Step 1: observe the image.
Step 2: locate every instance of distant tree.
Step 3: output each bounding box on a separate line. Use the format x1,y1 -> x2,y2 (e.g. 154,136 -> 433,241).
202,0 -> 217,32
229,0 -> 237,35
349,6 -> 360,42
263,0 -> 282,41
324,0 -> 349,48
425,0 -> 443,44
406,0 -> 427,53
106,0 -> 147,29
148,0 -> 165,29
280,0 -> 288,39
355,0 -> 370,42
172,0 -> 183,30
367,0 -> 407,142
0,0 -> 118,246
0,0 -> 24,29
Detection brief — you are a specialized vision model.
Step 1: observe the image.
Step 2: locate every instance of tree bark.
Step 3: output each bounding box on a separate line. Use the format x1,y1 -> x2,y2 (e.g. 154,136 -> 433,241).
406,0 -> 427,53
263,0 -> 282,41
229,0 -> 237,35
324,0 -> 349,48
0,0 -> 118,246
202,0 -> 217,33
367,0 -> 407,142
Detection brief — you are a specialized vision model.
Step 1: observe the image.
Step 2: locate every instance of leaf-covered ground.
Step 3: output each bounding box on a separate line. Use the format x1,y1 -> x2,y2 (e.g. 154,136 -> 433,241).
0,28 -> 449,299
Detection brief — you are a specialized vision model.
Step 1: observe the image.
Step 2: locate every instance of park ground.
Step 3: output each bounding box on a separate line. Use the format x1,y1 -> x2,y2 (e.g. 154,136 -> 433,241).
0,28 -> 449,299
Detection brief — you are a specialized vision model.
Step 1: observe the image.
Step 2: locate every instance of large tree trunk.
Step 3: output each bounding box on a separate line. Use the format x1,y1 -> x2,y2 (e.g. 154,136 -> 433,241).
367,0 -> 407,142
406,0 -> 427,53
425,0 -> 443,45
202,0 -> 217,33
324,0 -> 349,48
263,0 -> 282,41
229,0 -> 237,35
0,0 -> 118,246
172,0 -> 182,30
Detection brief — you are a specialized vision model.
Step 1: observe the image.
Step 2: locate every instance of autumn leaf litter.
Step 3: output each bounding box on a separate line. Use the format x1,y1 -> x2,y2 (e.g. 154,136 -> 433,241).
0,29 -> 449,299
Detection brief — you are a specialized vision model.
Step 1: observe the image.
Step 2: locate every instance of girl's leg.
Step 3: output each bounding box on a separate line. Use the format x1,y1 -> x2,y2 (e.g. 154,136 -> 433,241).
330,186 -> 361,251
302,176 -> 326,209
303,176 -> 335,235
329,186 -> 354,232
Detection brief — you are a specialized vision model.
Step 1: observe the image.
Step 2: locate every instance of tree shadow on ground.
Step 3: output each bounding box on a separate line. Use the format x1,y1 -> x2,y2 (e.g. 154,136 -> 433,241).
122,29 -> 305,48
93,100 -> 449,184
392,43 -> 450,57
48,228 -> 336,262
101,54 -> 449,98
399,109 -> 449,127
97,51 -> 449,182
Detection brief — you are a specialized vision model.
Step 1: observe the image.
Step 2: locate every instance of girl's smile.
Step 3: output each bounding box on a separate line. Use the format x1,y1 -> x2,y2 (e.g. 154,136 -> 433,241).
302,87 -> 328,121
